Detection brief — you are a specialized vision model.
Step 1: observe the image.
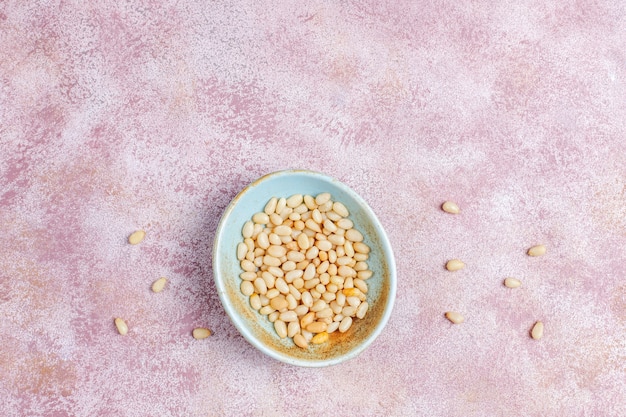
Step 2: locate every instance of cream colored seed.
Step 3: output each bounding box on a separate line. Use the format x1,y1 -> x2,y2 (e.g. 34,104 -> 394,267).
263,255 -> 281,267
266,288 -> 280,299
252,223 -> 263,239
353,242 -> 370,254
267,266 -> 284,277
445,311 -> 464,324
259,305 -> 275,315
353,278 -> 368,293
249,294 -> 262,310
356,301 -> 369,319
305,246 -> 319,260
151,277 -> 168,293
300,312 -> 316,328
268,311 -> 279,322
268,233 -> 282,245
287,321 -> 300,338
316,240 -> 333,252
240,271 -> 256,281
306,321 -> 328,333
264,197 -> 278,215
276,197 -> 287,213
192,327 -> 211,339
504,277 -> 522,288
528,245 -> 547,257
270,296 -> 288,310
332,202 -> 349,217
241,280 -> 254,296
253,278 -> 267,295
279,311 -> 298,322
114,318 -> 128,335
286,293 -> 298,310
303,195 -> 317,210
327,321 -> 340,334
339,316 -> 353,333
305,219 -> 321,233
446,259 -> 465,271
266,245 -> 287,258
128,230 -> 145,245
531,321 -> 544,340
293,333 -> 308,348
286,194 -> 303,208
269,213 -> 283,226
236,242 -> 247,261
312,209 -> 323,224
442,201 -> 460,214
326,211 -> 342,221
323,219 -> 337,233
252,212 -> 270,224
294,304 -> 309,316
241,260 -> 256,272
345,229 -> 363,242
273,320 -> 287,338
315,193 -> 331,205
274,225 -> 292,236
297,233 -> 310,250
294,204 -> 308,214
336,218 -> 353,229
357,270 -> 373,280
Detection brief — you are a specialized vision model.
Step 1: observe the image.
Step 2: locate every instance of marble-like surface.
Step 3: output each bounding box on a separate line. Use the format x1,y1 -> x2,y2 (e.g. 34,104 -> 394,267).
1,1 -> 625,416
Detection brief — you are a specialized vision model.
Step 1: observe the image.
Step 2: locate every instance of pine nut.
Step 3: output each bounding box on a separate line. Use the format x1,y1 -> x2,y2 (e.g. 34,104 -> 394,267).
114,318 -> 128,335
442,201 -> 460,214
353,242 -> 370,254
279,311 -> 298,322
286,194 -> 303,208
332,202 -> 349,217
270,296 -> 288,310
274,320 -> 287,338
327,321 -> 340,333
274,225 -> 292,236
264,197 -> 278,215
339,316 -> 353,333
531,321 -> 544,340
345,228 -> 363,242
192,327 -> 212,339
128,230 -> 145,245
445,311 -> 464,324
241,280 -> 254,296
446,259 -> 465,271
300,312 -> 316,328
293,333 -> 308,348
528,245 -> 546,257
357,270 -> 373,280
304,195 -> 317,210
306,321 -> 328,333
253,277 -> 267,295
152,277 -> 168,293
311,331 -> 329,344
252,212 -> 270,224
504,277 -> 522,288
356,301 -> 368,319
250,294 -> 262,310
315,193 -> 331,205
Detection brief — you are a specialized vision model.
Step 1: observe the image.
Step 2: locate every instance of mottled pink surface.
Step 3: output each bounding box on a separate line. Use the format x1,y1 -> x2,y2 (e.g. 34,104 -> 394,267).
1,1 -> 625,416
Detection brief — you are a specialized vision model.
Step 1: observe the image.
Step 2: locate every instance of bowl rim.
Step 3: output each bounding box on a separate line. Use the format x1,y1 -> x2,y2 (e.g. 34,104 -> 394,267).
212,169 -> 397,367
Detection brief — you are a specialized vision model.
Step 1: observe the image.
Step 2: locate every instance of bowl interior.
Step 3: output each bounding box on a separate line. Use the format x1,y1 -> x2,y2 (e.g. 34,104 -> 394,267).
213,170 -> 396,367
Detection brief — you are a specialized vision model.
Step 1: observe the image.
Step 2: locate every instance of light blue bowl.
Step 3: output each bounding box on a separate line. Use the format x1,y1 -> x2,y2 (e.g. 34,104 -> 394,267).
212,170 -> 397,367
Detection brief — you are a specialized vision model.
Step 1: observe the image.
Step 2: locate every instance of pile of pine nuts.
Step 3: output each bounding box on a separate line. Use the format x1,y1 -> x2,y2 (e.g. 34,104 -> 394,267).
237,193 -> 372,348
441,200 -> 546,339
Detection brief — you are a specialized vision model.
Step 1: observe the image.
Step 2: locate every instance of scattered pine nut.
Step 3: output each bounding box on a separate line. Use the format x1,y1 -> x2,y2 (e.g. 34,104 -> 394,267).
151,277 -> 168,293
531,321 -> 544,340
128,230 -> 145,245
441,201 -> 460,214
114,318 -> 128,335
446,259 -> 465,271
311,331 -> 329,344
527,244 -> 546,257
504,277 -> 522,288
192,327 -> 212,339
445,311 -> 464,324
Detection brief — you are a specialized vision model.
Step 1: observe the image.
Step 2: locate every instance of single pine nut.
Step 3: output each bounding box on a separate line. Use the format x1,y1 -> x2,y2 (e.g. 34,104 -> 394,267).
274,225 -> 292,236
253,277 -> 268,295
236,242 -> 248,261
332,202 -> 349,217
339,316 -> 353,333
114,318 -> 128,335
259,305 -> 275,316
297,233 -> 310,250
242,221 -> 254,238
128,230 -> 145,245
264,197 -> 278,215
269,213 -> 283,226
531,321 -> 544,340
446,259 -> 465,271
241,280 -> 255,296
274,320 -> 288,338
293,333 -> 308,348
286,194 -> 303,208
528,245 -> 546,257
311,331 -> 329,344
357,270 -> 373,280
306,321 -> 328,333
304,195 -> 317,210
151,277 -> 168,293
356,301 -> 369,319
270,296 -> 288,310
192,327 -> 212,339
442,201 -> 460,214
504,277 -> 522,288
250,294 -> 262,310
252,212 -> 270,224
445,311 -> 464,324
345,228 -> 363,242
315,193 -> 331,205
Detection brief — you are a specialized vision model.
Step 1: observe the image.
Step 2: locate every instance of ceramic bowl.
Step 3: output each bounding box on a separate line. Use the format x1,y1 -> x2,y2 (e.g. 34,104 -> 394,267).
212,170 -> 396,367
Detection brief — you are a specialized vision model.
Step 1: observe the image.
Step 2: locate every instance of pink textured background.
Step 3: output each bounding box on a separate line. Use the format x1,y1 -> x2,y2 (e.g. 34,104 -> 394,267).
1,1 -> 625,416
